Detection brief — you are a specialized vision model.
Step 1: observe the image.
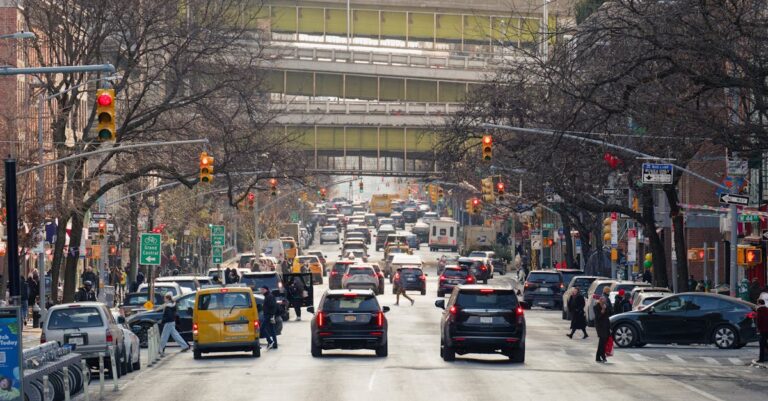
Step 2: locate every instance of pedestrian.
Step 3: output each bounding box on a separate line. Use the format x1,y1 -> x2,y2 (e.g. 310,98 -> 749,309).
760,287 -> 768,305
260,286 -> 278,350
224,267 -> 233,284
566,287 -> 588,339
642,269 -> 652,284
687,275 -> 696,291
594,297 -> 611,363
394,270 -> 414,306
288,277 -> 306,321
614,289 -> 628,314
20,279 -> 29,327
81,266 -> 98,287
749,278 -> 762,303
27,274 -> 39,308
74,281 -> 97,302
158,293 -> 190,355
601,286 -> 613,316
696,280 -> 705,292
756,299 -> 768,363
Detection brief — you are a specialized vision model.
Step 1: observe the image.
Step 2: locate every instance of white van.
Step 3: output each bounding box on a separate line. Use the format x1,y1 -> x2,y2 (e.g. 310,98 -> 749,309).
428,218 -> 458,252
388,254 -> 423,283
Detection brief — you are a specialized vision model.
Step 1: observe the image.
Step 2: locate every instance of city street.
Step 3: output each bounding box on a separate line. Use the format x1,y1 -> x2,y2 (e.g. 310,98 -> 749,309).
98,243 -> 767,401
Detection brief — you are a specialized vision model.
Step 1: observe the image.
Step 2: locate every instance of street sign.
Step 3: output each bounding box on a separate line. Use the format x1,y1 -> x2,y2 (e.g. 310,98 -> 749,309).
738,214 -> 760,223
642,163 -> 674,185
212,246 -> 223,264
762,230 -> 768,241
727,158 -> 748,176
290,212 -> 300,223
531,229 -> 542,250
719,193 -> 749,206
210,225 -> 225,247
91,212 -> 111,220
603,188 -> 619,195
139,233 -> 162,265
543,223 -> 554,229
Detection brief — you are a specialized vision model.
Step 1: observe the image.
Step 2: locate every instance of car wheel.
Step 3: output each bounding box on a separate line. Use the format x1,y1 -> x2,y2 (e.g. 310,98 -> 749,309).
437,291 -> 444,297
311,342 -> 322,357
483,279 -> 488,284
132,351 -> 141,371
509,346 -> 525,363
376,343 -> 388,357
442,344 -> 455,362
712,325 -> 738,349
193,348 -> 202,360
127,349 -> 134,373
613,323 -> 638,348
252,346 -> 261,358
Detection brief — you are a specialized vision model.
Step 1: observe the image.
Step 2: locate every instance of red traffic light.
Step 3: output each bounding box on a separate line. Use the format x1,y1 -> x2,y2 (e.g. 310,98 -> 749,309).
247,192 -> 255,201
472,198 -> 480,206
98,220 -> 106,229
496,182 -> 505,192
97,93 -> 113,107
483,135 -> 492,144
746,250 -> 757,263
269,178 -> 277,186
698,250 -> 705,259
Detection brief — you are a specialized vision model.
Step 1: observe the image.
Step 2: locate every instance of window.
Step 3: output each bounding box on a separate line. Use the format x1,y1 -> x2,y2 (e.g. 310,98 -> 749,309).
198,292 -> 253,311
527,273 -> 561,284
347,267 -> 374,275
456,292 -> 517,309
443,269 -> 468,278
177,295 -> 196,311
654,296 -> 687,312
450,227 -> 454,237
686,296 -> 720,311
48,308 -> 103,330
439,228 -> 447,236
323,296 -> 380,312
241,275 -> 279,291
432,226 -> 437,236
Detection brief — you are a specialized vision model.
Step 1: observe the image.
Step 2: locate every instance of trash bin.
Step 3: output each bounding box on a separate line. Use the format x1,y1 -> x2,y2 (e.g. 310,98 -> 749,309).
32,304 -> 41,328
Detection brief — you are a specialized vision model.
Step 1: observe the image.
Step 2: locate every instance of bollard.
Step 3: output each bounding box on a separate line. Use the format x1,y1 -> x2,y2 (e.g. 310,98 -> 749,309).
154,324 -> 162,360
63,366 -> 70,401
43,375 -> 49,401
147,327 -> 155,366
98,352 -> 105,400
109,346 -> 119,392
82,359 -> 90,401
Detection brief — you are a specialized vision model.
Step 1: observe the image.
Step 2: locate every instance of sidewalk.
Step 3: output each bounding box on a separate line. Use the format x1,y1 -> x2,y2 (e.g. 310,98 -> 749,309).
22,326 -> 42,349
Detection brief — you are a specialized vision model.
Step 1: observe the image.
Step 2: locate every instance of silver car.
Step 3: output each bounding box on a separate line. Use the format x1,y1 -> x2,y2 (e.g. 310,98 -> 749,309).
341,264 -> 379,291
112,311 -> 141,373
320,225 -> 340,244
43,302 -> 128,377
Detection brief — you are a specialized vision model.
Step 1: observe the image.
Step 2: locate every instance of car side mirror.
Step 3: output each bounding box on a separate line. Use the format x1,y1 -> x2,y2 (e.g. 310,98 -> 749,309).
117,316 -> 126,324
306,306 -> 315,314
382,306 -> 390,313
435,299 -> 445,309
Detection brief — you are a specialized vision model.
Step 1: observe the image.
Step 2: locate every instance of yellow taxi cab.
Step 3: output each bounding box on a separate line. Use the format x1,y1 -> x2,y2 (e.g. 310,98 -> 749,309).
192,286 -> 261,359
384,243 -> 411,260
281,237 -> 298,261
292,255 -> 324,284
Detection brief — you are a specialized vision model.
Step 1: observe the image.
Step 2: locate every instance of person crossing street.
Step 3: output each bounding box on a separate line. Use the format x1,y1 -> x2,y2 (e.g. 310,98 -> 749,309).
159,293 -> 190,355
566,287 -> 588,339
260,286 -> 279,350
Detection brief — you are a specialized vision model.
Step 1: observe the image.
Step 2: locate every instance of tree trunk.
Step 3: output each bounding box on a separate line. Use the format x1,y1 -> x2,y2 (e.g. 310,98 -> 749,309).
557,208 -> 575,268
62,212 -> 84,303
49,213 -> 70,303
640,187 -> 668,287
127,199 -> 140,289
665,186 -> 689,292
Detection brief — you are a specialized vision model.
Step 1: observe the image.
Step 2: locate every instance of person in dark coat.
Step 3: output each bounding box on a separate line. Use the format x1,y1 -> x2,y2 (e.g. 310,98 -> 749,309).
642,269 -> 652,284
756,299 -> 768,363
594,297 -> 611,363
260,286 -> 278,349
567,287 -> 588,339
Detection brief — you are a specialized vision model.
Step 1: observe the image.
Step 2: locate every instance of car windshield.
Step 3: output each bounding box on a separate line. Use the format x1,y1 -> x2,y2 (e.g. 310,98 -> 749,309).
198,292 -> 253,310
124,294 -> 157,306
456,291 -> 518,309
443,269 -> 468,278
348,267 -> 374,275
457,260 -> 477,269
400,268 -> 423,275
561,272 -> 583,285
240,275 -> 279,291
172,280 -> 197,292
570,278 -> 595,292
468,252 -> 487,258
141,286 -> 178,297
323,295 -> 380,312
527,273 -> 561,283
48,307 -> 103,329
322,227 -> 336,233
615,284 -> 642,291
298,257 -> 316,263
333,263 -> 352,272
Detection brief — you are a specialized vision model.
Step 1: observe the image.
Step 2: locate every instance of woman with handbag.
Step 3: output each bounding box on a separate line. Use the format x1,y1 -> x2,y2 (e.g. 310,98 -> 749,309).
594,297 -> 611,363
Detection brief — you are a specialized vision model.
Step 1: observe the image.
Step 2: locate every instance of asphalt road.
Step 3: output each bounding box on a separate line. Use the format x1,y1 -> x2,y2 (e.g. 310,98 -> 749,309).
99,240 -> 767,401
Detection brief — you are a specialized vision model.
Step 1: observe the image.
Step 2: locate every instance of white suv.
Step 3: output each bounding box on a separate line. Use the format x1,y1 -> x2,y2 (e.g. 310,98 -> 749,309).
320,225 -> 340,244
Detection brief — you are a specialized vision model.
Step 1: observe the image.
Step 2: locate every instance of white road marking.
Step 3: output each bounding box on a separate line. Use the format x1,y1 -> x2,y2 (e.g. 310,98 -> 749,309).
727,358 -> 744,365
368,368 -> 378,390
701,357 -> 720,365
628,353 -> 648,361
667,354 -> 686,363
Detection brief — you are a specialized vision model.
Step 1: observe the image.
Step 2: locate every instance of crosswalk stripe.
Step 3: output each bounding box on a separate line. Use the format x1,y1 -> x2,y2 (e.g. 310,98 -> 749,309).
701,357 -> 720,365
667,354 -> 686,363
727,358 -> 744,365
628,353 -> 649,361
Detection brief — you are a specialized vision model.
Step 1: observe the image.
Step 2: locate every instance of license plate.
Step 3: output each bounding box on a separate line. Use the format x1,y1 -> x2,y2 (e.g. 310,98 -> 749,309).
344,315 -> 357,322
228,324 -> 246,332
538,287 -> 551,293
407,278 -> 416,282
480,317 -> 493,324
68,337 -> 84,345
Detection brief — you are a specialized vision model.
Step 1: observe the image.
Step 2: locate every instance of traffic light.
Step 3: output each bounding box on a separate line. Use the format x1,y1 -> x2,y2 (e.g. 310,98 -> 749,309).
465,199 -> 474,214
429,185 -> 439,204
602,217 -> 611,243
199,152 -> 214,183
481,135 -> 492,161
438,187 -> 444,200
247,192 -> 255,209
496,181 -> 505,197
481,177 -> 494,203
737,246 -> 762,266
471,197 -> 481,214
98,220 -> 107,239
96,89 -> 116,141
269,178 -> 278,196
687,248 -> 705,262
109,245 -> 117,256
320,188 -> 327,200
359,181 -> 364,193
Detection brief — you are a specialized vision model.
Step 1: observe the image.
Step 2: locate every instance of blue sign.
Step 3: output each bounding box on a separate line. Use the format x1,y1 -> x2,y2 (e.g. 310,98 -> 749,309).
0,307 -> 22,400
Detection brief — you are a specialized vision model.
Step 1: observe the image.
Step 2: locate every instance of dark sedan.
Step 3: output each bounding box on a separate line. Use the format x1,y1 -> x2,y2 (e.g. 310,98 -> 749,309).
308,290 -> 389,357
610,293 -> 758,349
127,292 -> 196,347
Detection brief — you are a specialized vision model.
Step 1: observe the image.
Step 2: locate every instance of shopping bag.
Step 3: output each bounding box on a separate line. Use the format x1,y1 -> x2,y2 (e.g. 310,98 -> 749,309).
605,336 -> 614,357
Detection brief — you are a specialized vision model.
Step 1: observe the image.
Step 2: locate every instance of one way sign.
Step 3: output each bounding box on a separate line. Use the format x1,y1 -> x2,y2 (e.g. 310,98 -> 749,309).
719,193 -> 749,206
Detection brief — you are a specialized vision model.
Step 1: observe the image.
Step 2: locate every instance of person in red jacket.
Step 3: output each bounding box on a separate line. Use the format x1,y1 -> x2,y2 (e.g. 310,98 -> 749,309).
757,299 -> 768,363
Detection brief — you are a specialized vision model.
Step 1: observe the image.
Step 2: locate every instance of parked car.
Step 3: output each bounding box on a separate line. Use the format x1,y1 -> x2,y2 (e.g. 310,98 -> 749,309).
43,302 -> 128,377
610,293 -> 759,349
341,264 -> 380,292
522,270 -> 565,309
629,286 -> 672,305
586,279 -> 618,326
435,285 -> 526,362
119,292 -> 165,318
128,292 -> 196,347
308,290 -> 389,357
112,311 -> 141,373
608,281 -> 652,305
437,266 -> 476,297
393,266 -> 426,295
561,276 -> 605,320
631,292 -> 669,311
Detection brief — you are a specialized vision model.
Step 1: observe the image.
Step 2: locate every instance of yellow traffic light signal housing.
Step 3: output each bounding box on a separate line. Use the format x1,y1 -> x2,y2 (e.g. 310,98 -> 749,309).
98,220 -> 107,239
737,246 -> 762,266
96,89 -> 116,141
199,152 -> 214,183
481,135 -> 492,161
270,178 -> 278,196
465,199 -> 473,214
602,217 -> 612,243
481,177 -> 494,203
438,187 -> 444,200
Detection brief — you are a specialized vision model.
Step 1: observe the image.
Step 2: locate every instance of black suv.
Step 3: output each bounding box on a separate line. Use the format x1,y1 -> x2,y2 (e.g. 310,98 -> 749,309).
437,266 -> 476,297
393,267 -> 426,295
523,270 -> 565,309
329,261 -> 354,290
435,286 -> 526,362
308,290 -> 390,357
457,257 -> 490,284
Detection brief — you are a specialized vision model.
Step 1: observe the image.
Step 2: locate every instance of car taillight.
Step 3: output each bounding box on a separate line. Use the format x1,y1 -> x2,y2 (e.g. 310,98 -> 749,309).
746,311 -> 757,319
516,305 -> 524,324
317,312 -> 326,328
377,311 -> 384,327
560,283 -> 565,289
420,275 -> 426,281
344,274 -> 351,279
40,332 -> 46,344
524,282 -> 530,288
466,276 -> 475,284
377,273 -> 384,278
449,305 -> 458,316
480,265 -> 487,271
193,323 -> 199,335
439,275 -> 446,282
106,329 -> 113,343
254,320 -> 260,330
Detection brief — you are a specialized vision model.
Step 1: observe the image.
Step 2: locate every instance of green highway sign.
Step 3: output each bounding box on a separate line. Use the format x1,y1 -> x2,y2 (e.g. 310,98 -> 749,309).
210,225 -> 225,247
140,233 -> 162,265
290,212 -> 300,223
738,214 -> 760,223
212,246 -> 223,264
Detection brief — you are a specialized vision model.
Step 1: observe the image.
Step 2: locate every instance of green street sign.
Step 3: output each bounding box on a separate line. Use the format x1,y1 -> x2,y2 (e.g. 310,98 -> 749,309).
738,214 -> 760,223
210,225 -> 225,247
212,246 -> 223,264
140,233 -> 162,265
290,212 -> 300,223
543,223 -> 555,229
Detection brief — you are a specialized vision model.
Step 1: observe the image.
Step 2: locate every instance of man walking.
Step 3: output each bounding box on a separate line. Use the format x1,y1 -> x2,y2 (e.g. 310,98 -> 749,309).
74,281 -> 97,302
756,299 -> 768,363
260,286 -> 278,350
159,293 -> 190,355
